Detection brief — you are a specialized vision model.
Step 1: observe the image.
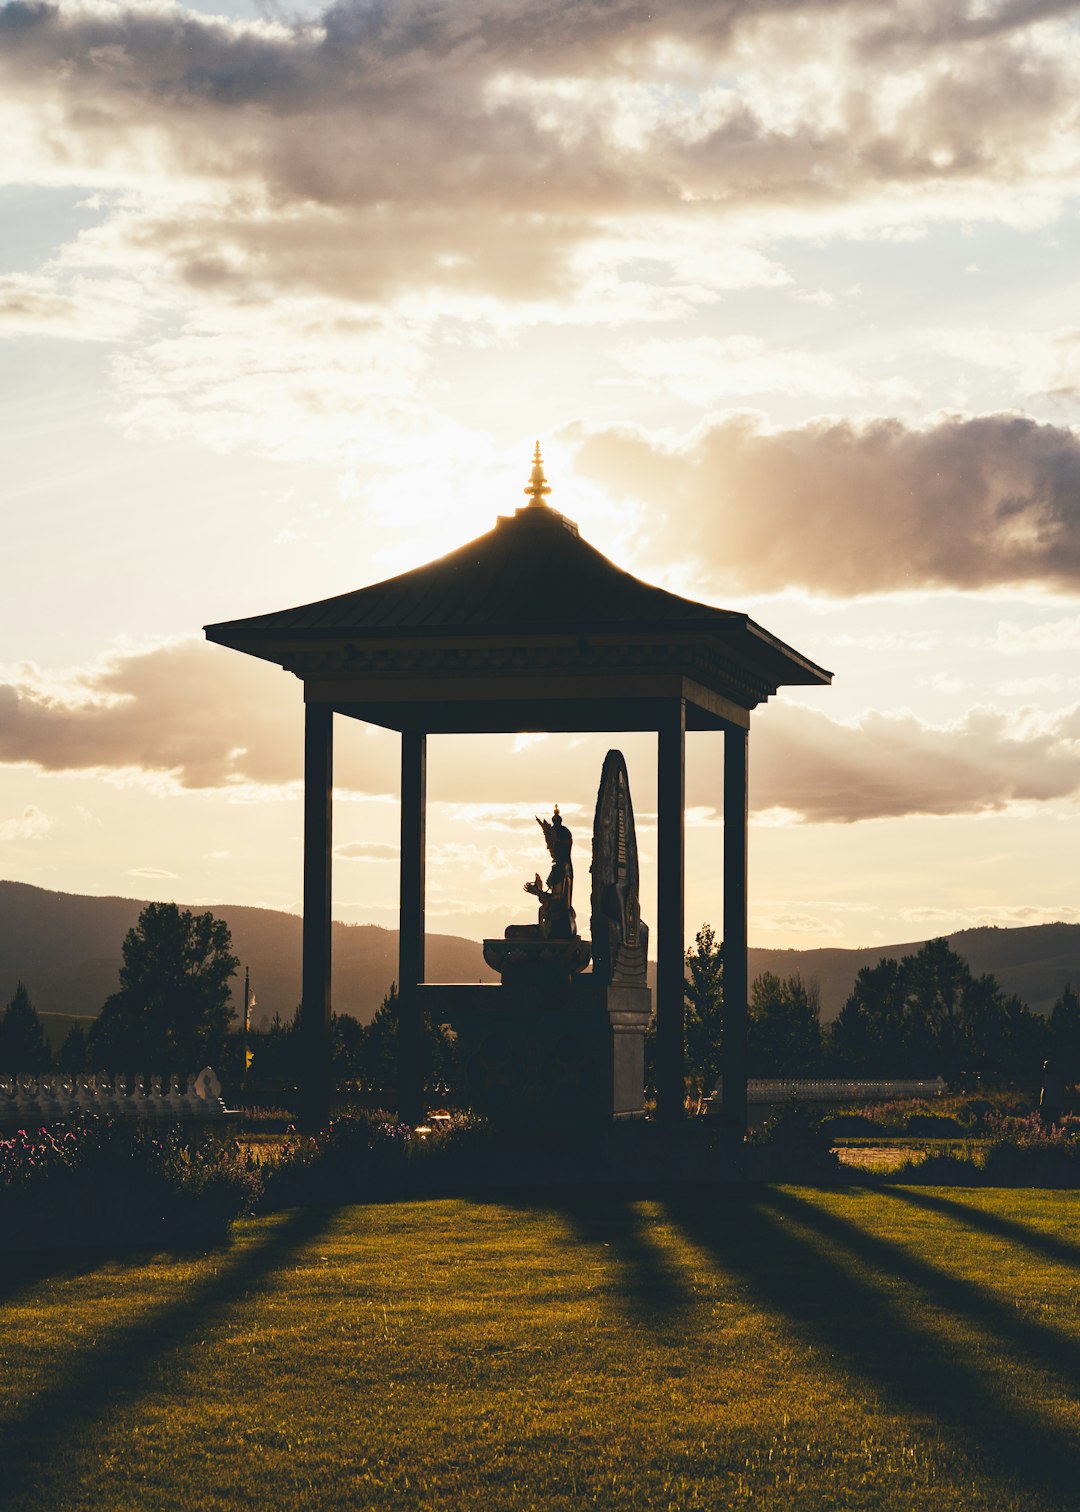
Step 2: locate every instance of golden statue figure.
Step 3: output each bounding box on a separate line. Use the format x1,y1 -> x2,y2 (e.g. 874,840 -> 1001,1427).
506,806 -> 578,942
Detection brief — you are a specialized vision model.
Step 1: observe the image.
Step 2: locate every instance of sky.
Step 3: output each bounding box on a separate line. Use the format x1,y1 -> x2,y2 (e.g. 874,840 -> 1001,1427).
3,0 -> 1080,963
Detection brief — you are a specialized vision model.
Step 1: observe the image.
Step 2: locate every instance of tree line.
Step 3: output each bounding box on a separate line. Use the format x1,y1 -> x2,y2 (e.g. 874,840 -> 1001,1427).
4,903 -> 1079,1099
1,902 -> 236,1079
680,924 -> 1080,1093
0,901 -> 455,1099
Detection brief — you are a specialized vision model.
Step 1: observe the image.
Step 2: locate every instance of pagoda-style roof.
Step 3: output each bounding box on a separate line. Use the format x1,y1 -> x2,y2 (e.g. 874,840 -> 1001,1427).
205,450 -> 830,734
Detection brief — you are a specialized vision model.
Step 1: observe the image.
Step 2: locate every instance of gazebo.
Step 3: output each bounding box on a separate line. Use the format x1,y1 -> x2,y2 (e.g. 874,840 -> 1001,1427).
205,448 -> 831,1130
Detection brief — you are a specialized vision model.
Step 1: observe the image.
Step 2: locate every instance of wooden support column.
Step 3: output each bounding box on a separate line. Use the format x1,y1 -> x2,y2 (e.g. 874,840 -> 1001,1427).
656,698 -> 686,1122
397,730 -> 427,1126
722,723 -> 749,1131
300,702 -> 333,1134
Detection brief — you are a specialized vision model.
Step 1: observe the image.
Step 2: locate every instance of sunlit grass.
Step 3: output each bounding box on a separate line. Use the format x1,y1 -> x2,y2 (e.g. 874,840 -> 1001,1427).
1,1188 -> 1078,1509
833,1138 -> 984,1173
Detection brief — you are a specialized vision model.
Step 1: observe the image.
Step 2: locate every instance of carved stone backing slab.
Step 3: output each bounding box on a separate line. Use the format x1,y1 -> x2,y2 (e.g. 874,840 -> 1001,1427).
590,749 -> 650,987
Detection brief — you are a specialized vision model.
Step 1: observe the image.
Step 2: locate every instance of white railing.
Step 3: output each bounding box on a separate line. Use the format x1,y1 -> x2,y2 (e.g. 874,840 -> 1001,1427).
710,1077 -> 947,1105
0,1068 -> 232,1123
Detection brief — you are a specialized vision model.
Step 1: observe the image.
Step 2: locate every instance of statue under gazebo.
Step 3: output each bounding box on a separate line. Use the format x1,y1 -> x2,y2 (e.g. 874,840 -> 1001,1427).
426,750 -> 653,1128
482,807 -> 591,983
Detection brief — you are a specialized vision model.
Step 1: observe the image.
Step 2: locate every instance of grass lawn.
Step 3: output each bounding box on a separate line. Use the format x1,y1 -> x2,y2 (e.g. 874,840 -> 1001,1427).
832,1138 -> 982,1172
2,1187 -> 1079,1510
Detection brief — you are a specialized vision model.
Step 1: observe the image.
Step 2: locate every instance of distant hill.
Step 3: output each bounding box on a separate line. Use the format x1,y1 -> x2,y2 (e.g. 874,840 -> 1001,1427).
3,881 -> 1078,1040
747,924 -> 1080,1020
0,880 -> 496,1038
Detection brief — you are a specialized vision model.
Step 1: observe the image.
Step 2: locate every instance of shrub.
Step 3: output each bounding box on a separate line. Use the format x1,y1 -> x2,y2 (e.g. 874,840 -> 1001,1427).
256,1110 -> 468,1208
1,1117 -> 260,1252
977,1111 -> 1080,1187
905,1113 -> 964,1136
744,1105 -> 841,1183
874,1109 -> 1080,1187
820,1111 -> 882,1137
881,1149 -> 984,1185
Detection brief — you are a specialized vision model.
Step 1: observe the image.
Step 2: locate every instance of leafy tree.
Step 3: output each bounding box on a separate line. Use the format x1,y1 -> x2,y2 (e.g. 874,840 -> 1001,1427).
353,985 -> 461,1100
244,1008 -> 302,1096
244,987 -> 461,1105
683,925 -> 725,1093
333,1010 -> 368,1084
995,992 -> 1046,1086
748,973 -> 822,1077
1049,984 -> 1080,1082
827,957 -> 908,1076
355,984 -> 400,1096
1,981 -> 51,1072
824,939 -> 1046,1085
957,976 -> 1043,1083
905,937 -> 969,1079
57,1021 -> 89,1073
88,903 -> 238,1076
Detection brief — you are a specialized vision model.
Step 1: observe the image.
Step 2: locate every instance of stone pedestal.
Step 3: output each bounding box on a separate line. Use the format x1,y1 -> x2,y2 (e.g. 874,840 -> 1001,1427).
418,974 -> 651,1129
605,984 -> 652,1119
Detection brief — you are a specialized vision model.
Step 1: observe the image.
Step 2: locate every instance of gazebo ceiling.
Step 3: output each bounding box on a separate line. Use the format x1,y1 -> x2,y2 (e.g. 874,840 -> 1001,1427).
205,449 -> 831,735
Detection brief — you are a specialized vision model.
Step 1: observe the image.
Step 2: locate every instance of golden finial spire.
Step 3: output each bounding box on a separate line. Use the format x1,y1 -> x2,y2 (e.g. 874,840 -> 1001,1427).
524,440 -> 552,506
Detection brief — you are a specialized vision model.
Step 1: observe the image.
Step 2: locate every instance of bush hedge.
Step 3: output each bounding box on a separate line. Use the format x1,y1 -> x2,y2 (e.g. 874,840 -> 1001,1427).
0,1117 -> 260,1252
4,1102 -> 1080,1254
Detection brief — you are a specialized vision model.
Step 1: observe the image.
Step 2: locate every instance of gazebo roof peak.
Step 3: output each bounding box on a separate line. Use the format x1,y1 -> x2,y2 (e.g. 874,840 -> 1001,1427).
204,451 -> 832,728
523,441 -> 552,508
507,441 -> 579,535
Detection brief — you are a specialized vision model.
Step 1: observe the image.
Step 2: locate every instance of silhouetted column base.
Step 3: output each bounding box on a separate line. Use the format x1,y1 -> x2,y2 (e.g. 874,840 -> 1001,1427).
299,703 -> 333,1134
721,723 -> 748,1131
398,730 -> 426,1126
655,699 -> 686,1122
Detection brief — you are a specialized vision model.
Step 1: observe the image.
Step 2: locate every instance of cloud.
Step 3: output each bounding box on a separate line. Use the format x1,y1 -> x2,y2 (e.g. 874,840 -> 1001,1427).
428,842 -> 520,884
126,866 -> 179,879
4,638 -> 1080,828
110,293 -> 437,462
0,804 -> 51,840
0,639 -> 320,791
996,614 -> 1080,653
572,411 -> 1080,594
857,0 -> 1080,54
748,698 -> 1080,822
925,324 -> 1080,400
334,841 -> 399,861
899,902 -> 1080,928
2,0 -> 1079,322
749,909 -> 835,936
611,335 -> 887,403
0,638 -> 630,803
4,0 -> 1080,467
0,272 -> 146,340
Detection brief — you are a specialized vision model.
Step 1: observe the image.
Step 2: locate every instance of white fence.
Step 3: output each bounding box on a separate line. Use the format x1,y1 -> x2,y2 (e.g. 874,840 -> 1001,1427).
0,1067 -> 232,1124
711,1077 -> 947,1106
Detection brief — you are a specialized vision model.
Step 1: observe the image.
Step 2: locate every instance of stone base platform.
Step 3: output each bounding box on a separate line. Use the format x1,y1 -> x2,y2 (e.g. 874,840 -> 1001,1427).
419,976 -> 651,1130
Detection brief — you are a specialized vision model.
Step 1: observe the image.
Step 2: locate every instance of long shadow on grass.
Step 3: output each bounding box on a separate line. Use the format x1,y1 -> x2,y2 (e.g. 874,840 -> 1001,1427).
0,1206 -> 337,1506
506,1192 -> 696,1328
663,1189 -> 1080,1508
762,1187 -> 1080,1398
0,1247 -> 117,1312
879,1185 -> 1080,1273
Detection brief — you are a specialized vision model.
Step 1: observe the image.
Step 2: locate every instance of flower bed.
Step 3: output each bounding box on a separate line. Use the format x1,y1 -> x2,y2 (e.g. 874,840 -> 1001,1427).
1,1117 -> 260,1252
5,1100 -> 1079,1256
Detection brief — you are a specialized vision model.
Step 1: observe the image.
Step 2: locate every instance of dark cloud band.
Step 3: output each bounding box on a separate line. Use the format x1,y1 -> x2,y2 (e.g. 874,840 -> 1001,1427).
2,1 -> 1078,303
3,638 -> 1079,824
574,411 -> 1080,594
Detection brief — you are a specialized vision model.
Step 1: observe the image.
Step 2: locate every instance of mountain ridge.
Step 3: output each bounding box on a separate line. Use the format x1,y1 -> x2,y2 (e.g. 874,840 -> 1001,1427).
0,879 -> 495,1030
2,880 -> 1077,1031
744,922 -> 1080,1020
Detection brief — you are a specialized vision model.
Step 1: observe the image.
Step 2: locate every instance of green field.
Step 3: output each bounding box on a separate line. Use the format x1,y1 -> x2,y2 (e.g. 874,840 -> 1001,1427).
2,1187 -> 1078,1509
